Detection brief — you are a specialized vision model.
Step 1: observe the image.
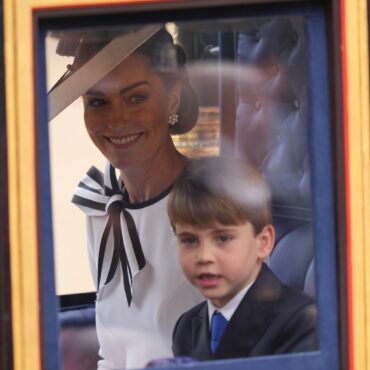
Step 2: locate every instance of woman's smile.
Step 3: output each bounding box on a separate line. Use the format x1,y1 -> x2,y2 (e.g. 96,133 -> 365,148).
106,133 -> 142,146
83,53 -> 180,171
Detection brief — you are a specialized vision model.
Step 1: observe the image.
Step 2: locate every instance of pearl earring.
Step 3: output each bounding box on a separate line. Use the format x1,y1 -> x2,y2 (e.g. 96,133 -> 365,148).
168,114 -> 179,126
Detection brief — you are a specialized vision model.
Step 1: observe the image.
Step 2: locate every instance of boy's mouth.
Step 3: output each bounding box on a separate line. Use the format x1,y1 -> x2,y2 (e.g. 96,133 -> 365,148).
199,273 -> 220,280
197,273 -> 221,288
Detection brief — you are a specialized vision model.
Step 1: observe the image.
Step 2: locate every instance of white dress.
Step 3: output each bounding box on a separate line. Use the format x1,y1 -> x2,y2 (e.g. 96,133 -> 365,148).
73,164 -> 202,370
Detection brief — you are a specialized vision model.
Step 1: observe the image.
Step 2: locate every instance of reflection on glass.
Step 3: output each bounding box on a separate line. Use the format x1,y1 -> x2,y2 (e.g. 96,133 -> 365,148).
45,15 -> 316,370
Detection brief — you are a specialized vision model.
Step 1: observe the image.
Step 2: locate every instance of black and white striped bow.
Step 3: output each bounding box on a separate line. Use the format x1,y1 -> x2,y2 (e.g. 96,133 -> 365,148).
72,162 -> 146,306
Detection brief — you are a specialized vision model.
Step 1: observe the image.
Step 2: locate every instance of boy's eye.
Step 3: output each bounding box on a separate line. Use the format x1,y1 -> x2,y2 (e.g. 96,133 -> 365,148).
215,234 -> 232,244
178,236 -> 198,246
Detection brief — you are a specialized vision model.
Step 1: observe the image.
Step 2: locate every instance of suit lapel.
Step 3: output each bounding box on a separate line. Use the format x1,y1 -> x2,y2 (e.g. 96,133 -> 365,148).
214,264 -> 282,359
190,303 -> 213,360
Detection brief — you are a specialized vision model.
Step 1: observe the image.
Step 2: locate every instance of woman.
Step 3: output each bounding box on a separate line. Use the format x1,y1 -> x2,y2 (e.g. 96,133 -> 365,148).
56,27 -> 203,369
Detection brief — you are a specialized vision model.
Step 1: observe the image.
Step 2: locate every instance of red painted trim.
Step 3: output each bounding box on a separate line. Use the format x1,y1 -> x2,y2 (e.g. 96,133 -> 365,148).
340,1 -> 353,370
31,0 -> 182,12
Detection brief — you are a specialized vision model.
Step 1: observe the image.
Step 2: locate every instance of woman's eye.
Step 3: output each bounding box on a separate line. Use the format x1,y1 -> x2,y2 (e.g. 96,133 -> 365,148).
86,98 -> 107,108
128,94 -> 148,104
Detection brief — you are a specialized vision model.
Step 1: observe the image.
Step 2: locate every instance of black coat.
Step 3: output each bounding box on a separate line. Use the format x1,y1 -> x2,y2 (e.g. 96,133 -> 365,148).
172,263 -> 317,360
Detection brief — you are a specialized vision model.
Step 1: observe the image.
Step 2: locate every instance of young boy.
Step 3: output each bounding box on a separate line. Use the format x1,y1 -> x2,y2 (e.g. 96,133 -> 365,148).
167,156 -> 317,361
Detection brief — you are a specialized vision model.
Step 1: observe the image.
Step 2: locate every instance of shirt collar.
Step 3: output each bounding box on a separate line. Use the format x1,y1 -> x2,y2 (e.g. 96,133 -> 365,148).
207,279 -> 255,326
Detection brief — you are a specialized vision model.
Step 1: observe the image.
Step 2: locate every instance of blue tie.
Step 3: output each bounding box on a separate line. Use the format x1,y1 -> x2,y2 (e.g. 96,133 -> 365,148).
210,311 -> 228,353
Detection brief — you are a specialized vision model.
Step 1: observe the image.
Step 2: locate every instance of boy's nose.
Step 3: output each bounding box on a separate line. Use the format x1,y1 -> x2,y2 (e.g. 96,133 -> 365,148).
196,244 -> 214,264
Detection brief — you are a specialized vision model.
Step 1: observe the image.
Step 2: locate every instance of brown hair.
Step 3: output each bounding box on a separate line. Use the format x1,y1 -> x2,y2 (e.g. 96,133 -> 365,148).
167,156 -> 272,235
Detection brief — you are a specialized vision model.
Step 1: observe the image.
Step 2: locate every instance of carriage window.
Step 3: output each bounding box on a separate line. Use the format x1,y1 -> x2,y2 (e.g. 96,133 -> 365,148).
39,3 -> 339,370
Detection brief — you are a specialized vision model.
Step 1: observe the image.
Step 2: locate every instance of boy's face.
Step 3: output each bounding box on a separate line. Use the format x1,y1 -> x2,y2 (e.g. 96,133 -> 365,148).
175,221 -> 274,308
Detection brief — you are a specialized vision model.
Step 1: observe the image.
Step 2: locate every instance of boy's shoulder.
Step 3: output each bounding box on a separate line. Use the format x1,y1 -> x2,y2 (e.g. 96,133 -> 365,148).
257,263 -> 315,305
173,299 -> 210,335
178,300 -> 208,321
279,279 -> 315,306
253,264 -> 316,325
172,300 -> 207,345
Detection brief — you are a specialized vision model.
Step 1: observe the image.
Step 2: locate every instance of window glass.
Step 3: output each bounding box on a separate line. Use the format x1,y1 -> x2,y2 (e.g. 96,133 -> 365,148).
42,6 -> 338,370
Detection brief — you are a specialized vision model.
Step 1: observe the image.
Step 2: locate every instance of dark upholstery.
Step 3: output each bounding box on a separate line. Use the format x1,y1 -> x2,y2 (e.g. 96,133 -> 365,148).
234,16 -> 315,296
59,306 -> 96,327
59,307 -> 99,370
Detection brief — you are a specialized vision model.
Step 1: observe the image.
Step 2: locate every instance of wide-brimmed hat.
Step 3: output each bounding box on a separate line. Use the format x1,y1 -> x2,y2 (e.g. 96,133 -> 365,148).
48,25 -> 199,135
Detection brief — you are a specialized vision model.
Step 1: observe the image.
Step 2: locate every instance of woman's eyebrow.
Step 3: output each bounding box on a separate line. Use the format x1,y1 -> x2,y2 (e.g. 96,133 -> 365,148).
85,81 -> 150,96
120,81 -> 150,94
84,89 -> 105,96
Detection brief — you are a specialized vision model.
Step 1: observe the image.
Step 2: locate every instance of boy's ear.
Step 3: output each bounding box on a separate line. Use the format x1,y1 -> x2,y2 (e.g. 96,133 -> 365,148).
257,224 -> 275,260
168,82 -> 182,115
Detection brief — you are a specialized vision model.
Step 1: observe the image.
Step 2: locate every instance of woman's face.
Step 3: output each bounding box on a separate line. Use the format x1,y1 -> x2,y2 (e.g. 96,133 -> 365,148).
83,52 -> 180,171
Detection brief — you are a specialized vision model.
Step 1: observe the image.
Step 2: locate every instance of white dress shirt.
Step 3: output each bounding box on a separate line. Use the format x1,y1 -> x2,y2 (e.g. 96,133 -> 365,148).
207,280 -> 255,326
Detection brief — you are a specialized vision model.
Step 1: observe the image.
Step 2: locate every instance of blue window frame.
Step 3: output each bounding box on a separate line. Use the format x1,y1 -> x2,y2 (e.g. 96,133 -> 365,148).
34,1 -> 341,369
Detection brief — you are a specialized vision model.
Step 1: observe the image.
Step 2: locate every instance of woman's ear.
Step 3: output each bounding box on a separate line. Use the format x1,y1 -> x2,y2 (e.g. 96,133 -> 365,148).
257,224 -> 275,260
168,82 -> 182,115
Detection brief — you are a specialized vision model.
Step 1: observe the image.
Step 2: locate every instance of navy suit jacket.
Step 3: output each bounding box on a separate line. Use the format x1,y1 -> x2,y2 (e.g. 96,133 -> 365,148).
172,264 -> 317,360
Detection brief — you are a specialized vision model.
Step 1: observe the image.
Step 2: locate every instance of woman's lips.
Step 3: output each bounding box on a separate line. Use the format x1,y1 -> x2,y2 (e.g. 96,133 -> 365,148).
108,133 -> 141,145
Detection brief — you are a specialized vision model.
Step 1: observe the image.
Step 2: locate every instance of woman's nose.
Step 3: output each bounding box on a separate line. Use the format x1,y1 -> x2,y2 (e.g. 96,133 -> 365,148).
107,100 -> 128,129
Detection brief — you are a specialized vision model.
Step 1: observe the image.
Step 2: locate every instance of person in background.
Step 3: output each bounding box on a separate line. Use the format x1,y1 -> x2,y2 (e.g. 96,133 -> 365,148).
168,156 -> 317,360
53,26 -> 203,369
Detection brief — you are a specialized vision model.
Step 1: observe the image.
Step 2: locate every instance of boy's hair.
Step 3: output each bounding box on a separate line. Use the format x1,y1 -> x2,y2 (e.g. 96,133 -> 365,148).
168,156 -> 272,235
